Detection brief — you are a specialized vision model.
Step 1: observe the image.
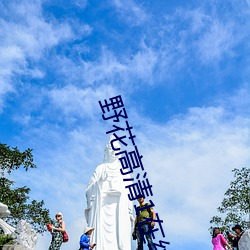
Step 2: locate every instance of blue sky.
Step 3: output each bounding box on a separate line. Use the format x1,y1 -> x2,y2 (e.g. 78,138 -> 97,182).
1,0 -> 250,249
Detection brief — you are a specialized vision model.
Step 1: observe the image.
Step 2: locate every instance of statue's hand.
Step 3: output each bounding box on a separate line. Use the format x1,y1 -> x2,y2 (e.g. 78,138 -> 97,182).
88,195 -> 96,207
102,170 -> 108,180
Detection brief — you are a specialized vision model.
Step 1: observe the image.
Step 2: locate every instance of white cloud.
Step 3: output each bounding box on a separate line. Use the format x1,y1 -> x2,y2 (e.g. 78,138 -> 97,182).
73,0 -> 87,9
48,84 -> 118,119
188,8 -> 210,33
112,0 -> 148,26
81,48 -> 127,85
127,43 -> 158,84
0,1 -> 74,111
0,2 -> 73,58
0,45 -> 25,110
81,45 -> 158,86
224,84 -> 250,115
130,105 -> 250,245
160,7 -> 240,67
196,20 -> 235,63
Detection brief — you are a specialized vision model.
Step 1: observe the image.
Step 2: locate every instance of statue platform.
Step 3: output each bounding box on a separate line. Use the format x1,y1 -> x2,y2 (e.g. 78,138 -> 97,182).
1,246 -> 26,250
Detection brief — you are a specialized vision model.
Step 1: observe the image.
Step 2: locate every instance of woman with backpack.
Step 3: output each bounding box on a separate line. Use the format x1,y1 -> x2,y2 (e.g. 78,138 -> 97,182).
48,212 -> 66,250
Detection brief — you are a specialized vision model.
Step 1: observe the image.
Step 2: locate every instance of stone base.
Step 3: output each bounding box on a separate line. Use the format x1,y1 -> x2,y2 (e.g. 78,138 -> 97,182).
1,245 -> 26,250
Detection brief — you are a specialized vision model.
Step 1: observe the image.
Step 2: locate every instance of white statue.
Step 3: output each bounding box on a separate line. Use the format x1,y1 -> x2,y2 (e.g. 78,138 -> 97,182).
0,203 -> 37,250
239,229 -> 250,250
85,135 -> 134,250
13,220 -> 38,250
0,202 -> 11,218
0,202 -> 15,235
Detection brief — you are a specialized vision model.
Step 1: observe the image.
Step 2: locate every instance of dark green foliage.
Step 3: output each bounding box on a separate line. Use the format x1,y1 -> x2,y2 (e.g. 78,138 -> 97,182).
210,167 -> 250,232
0,234 -> 14,246
0,144 -> 36,175
0,143 -> 52,233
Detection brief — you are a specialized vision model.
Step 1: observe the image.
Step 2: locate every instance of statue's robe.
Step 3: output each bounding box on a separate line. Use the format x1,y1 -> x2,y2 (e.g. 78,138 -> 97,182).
85,161 -> 134,250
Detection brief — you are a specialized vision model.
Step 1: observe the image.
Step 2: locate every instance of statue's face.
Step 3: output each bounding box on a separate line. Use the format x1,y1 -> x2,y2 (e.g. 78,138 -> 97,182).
104,137 -> 121,163
110,139 -> 121,151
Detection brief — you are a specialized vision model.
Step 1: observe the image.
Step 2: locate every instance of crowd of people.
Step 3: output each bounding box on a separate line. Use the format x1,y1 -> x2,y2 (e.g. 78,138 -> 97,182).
47,208 -> 247,250
47,197 -> 156,250
212,224 -> 245,250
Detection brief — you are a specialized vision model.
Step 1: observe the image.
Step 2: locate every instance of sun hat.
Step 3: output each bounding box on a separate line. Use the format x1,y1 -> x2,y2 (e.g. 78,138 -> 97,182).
84,227 -> 94,234
55,212 -> 63,218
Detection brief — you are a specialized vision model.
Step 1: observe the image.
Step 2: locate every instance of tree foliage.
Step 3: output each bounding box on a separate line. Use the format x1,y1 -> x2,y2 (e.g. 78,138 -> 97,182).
0,143 -> 52,233
0,234 -> 14,246
0,144 -> 36,175
210,167 -> 250,232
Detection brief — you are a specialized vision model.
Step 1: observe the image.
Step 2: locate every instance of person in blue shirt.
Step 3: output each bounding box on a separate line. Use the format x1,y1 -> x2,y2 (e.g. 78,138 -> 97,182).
79,227 -> 96,250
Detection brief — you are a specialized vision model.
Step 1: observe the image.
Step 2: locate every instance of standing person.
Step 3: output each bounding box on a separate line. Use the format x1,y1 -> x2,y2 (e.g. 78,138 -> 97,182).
226,231 -> 237,249
231,225 -> 244,250
132,197 -> 156,250
212,227 -> 232,250
48,212 -> 66,250
79,227 -> 96,250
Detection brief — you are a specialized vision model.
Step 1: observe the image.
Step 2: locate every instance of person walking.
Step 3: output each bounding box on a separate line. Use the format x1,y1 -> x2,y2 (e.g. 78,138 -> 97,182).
79,227 -> 96,250
48,212 -> 66,250
132,197 -> 156,250
212,227 -> 232,250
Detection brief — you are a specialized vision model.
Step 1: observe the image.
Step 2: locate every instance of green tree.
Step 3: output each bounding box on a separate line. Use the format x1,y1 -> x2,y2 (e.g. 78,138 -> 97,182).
0,143 -> 52,233
0,234 -> 14,246
210,167 -> 250,232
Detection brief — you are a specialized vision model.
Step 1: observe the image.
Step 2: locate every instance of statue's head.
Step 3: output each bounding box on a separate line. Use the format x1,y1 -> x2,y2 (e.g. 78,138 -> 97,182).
103,135 -> 121,163
0,202 -> 10,218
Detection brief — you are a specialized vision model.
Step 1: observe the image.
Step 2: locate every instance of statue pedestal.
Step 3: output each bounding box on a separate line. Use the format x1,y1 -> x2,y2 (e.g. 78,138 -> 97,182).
1,245 -> 26,250
239,229 -> 250,250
